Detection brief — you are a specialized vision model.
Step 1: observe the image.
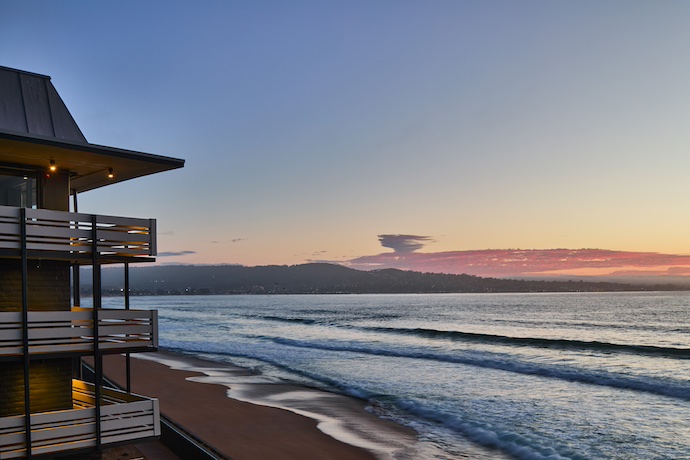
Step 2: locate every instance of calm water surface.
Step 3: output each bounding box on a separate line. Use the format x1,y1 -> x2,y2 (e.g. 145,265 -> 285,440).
95,292 -> 690,459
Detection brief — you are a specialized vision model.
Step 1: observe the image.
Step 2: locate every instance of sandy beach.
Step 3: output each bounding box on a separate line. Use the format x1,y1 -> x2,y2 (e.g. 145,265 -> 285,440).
98,351 -> 419,460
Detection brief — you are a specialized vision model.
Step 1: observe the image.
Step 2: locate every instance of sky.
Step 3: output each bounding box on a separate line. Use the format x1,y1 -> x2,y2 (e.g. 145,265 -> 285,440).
3,1 -> 690,278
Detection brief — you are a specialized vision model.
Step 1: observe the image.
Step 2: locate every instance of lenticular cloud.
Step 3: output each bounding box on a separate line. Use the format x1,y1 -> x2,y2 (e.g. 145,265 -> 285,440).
378,234 -> 434,253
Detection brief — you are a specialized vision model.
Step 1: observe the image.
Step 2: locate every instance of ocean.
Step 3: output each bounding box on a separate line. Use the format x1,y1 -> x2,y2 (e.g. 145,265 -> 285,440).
94,292 -> 690,459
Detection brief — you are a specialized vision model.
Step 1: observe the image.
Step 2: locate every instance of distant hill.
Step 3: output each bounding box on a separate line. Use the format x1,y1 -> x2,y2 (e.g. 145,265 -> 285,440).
79,263 -> 680,296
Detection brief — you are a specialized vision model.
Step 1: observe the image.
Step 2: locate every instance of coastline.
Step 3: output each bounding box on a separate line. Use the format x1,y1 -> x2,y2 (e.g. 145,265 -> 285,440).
100,350 -> 420,460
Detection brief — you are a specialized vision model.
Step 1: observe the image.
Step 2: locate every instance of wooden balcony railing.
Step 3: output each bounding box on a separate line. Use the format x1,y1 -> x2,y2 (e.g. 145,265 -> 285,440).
0,308 -> 158,357
0,380 -> 160,458
0,205 -> 156,261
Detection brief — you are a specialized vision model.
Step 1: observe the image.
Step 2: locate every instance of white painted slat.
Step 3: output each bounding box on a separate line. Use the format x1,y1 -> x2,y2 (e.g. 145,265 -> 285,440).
0,436 -> 21,451
0,450 -> 24,459
0,222 -> 20,234
0,329 -> 22,341
29,407 -> 95,426
101,416 -> 153,433
0,415 -> 22,431
27,311 -> 92,322
96,246 -> 151,255
28,327 -> 90,340
98,324 -> 152,335
24,225 -> 92,238
29,344 -> 92,354
97,229 -> 151,238
95,214 -> 150,227
30,422 -> 94,443
98,310 -> 151,320
0,346 -> 22,355
0,205 -> 20,218
24,207 -> 92,223
24,241 -> 82,252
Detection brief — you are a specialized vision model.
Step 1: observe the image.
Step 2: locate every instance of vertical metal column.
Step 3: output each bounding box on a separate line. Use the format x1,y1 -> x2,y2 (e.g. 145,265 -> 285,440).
73,261 -> 82,381
71,192 -> 82,380
71,190 -> 80,308
91,215 -> 102,451
20,208 -> 32,459
124,262 -> 131,393
72,265 -> 80,307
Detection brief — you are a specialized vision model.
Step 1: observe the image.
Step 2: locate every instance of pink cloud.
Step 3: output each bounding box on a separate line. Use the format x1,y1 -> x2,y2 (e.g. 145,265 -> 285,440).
345,249 -> 690,278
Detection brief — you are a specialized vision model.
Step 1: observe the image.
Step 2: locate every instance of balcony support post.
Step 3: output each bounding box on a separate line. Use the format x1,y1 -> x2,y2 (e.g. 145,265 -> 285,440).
125,262 -> 131,393
72,265 -> 80,307
20,208 -> 33,459
73,188 -> 82,381
71,190 -> 80,308
91,215 -> 102,452
73,262 -> 82,380
71,189 -> 78,213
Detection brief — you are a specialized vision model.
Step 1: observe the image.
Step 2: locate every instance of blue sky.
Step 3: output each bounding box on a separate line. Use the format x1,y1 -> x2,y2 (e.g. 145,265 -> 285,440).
3,1 -> 690,268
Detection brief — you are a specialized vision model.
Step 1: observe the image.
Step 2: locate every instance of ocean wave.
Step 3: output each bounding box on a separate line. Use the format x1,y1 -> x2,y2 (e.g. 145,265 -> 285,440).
269,337 -> 690,401
235,313 -> 690,358
255,315 -> 319,325
253,313 -> 401,324
486,317 -> 673,333
160,341 -> 378,400
362,326 -> 690,359
393,399 -> 584,460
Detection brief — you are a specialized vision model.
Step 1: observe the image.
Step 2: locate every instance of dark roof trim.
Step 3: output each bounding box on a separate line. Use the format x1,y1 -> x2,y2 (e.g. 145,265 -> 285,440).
0,128 -> 185,167
0,65 -> 51,80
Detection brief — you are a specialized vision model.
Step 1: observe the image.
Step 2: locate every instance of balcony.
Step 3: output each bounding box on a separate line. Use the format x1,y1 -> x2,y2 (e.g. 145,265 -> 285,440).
0,309 -> 158,358
0,205 -> 156,263
0,379 -> 160,458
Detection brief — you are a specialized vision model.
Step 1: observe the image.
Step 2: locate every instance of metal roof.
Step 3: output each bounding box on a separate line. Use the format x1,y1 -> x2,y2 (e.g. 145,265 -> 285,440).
0,66 -> 184,192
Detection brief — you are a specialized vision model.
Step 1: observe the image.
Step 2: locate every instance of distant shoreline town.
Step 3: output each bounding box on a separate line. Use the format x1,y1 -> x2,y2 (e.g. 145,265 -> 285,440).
80,263 -> 689,296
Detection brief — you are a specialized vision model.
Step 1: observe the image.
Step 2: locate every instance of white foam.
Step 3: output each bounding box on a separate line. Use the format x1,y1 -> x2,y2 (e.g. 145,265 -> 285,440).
133,352 -> 422,460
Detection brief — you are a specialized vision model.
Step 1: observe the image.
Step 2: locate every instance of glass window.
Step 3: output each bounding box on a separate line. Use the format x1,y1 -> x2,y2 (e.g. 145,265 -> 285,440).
0,172 -> 37,208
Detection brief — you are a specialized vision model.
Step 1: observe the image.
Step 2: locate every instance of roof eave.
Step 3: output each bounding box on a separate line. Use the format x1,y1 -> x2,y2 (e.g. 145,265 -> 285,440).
0,129 -> 185,193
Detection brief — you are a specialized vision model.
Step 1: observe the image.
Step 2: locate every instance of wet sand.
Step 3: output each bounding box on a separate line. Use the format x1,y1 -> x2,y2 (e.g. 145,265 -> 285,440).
99,351 -> 419,460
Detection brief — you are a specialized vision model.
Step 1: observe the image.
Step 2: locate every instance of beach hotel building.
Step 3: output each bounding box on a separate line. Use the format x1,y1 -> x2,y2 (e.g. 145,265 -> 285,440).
0,66 -> 184,458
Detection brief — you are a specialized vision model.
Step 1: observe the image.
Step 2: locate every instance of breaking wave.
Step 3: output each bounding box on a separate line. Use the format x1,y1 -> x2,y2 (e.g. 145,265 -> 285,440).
267,337 -> 690,400
363,326 -> 690,359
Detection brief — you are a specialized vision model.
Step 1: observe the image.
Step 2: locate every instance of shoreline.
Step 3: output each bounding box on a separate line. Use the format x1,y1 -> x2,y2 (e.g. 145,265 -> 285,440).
100,350 -> 420,460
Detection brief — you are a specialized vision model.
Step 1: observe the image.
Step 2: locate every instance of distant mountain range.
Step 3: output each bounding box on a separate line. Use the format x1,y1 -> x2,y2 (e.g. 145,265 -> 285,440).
80,263 -> 685,296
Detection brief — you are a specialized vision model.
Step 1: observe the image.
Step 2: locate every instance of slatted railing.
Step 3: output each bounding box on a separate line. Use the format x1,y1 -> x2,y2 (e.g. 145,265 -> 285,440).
0,380 -> 160,459
0,205 -> 156,259
0,308 -> 158,357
